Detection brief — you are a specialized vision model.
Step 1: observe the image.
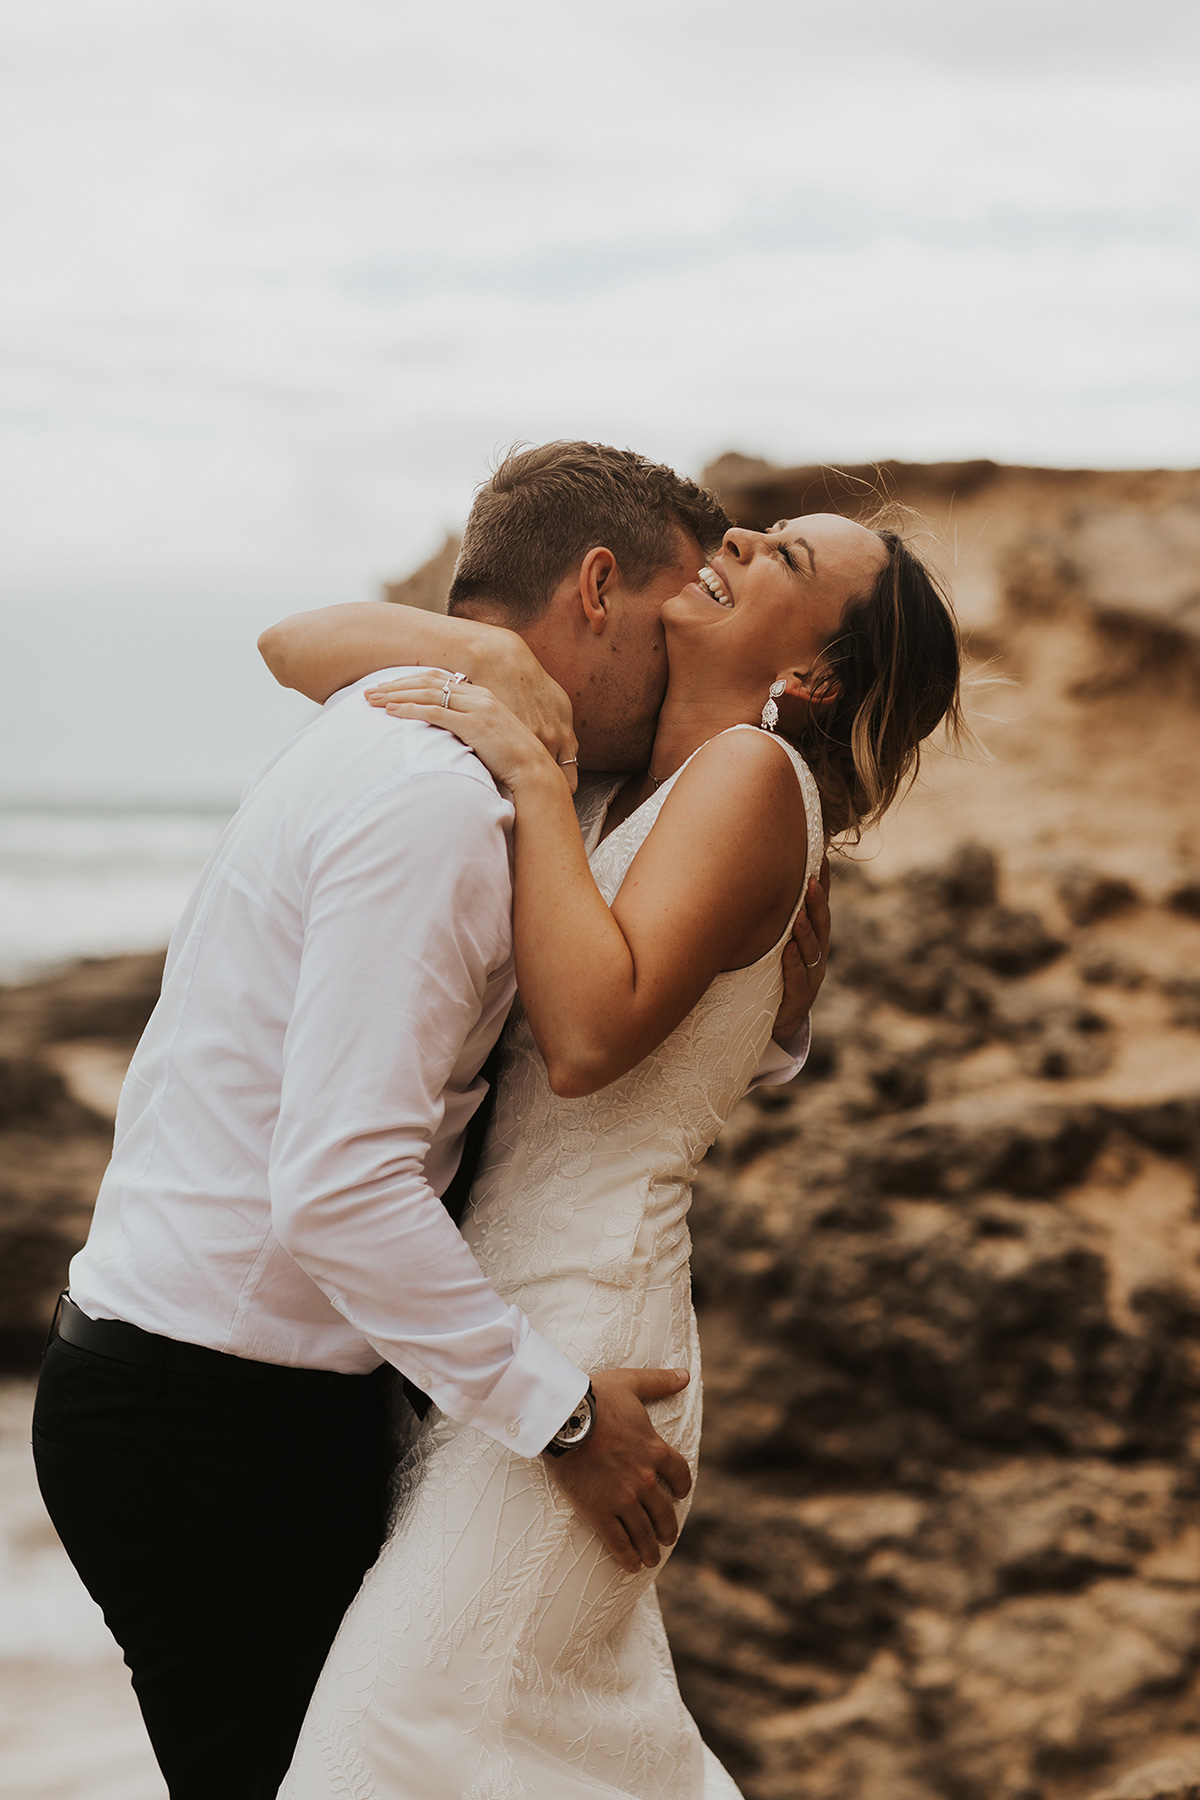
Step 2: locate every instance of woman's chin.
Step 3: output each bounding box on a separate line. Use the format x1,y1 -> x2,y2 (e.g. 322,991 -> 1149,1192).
661,590 -> 727,633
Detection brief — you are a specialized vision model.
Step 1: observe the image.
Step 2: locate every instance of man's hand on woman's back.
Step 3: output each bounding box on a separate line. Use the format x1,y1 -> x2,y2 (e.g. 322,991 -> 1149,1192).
771,853 -> 831,1044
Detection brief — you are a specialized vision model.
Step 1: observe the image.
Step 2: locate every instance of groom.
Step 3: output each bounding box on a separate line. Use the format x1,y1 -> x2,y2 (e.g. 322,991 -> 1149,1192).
35,442 -> 830,1800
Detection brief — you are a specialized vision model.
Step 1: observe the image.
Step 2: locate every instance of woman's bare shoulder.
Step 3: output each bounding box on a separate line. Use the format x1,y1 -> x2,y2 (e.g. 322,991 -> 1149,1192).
669,727 -> 809,830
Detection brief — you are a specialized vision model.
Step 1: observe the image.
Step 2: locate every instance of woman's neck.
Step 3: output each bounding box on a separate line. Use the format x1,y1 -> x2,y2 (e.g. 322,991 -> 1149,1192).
646,687 -> 759,788
601,687 -> 759,838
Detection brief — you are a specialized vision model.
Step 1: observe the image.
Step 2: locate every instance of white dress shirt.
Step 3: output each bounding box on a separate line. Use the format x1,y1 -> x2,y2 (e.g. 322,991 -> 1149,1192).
72,672 -> 810,1458
71,670 -> 586,1457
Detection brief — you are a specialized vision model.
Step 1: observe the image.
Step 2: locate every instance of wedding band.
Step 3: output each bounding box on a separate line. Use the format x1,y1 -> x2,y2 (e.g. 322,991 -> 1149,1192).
440,671 -> 470,708
558,756 -> 578,767
803,952 -> 823,969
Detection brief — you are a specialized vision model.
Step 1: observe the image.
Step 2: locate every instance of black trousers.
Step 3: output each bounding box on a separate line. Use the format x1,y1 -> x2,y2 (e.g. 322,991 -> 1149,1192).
33,1333 -> 393,1800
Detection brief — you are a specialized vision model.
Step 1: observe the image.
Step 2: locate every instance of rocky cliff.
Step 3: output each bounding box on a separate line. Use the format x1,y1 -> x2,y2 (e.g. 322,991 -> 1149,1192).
3,458 -> 1199,1797
0,952 -> 164,1365
651,457 -> 1200,1799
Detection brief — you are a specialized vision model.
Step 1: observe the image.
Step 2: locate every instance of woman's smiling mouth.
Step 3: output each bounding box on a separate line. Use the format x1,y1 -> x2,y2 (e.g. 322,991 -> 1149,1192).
697,566 -> 733,608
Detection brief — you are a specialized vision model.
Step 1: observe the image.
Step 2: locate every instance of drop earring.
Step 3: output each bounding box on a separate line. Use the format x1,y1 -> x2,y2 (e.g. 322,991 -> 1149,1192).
760,680 -> 787,732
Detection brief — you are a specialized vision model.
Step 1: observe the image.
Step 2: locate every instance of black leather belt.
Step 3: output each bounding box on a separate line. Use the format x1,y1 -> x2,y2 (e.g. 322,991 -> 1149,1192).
49,1293 -> 377,1390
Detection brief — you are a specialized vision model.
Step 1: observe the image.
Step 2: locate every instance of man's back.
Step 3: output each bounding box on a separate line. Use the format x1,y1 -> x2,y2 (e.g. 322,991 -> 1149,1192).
70,672 -> 517,1373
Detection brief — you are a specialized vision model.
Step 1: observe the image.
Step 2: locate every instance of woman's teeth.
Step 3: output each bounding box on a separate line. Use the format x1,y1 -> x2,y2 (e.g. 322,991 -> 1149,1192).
698,567 -> 733,608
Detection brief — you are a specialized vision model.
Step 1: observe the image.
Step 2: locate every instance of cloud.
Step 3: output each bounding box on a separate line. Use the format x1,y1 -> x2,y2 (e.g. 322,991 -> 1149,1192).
1,0 -> 1197,798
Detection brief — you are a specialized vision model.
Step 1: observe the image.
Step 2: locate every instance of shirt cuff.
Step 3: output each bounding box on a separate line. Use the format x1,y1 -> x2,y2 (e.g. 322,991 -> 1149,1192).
749,1016 -> 811,1088
460,1332 -> 590,1459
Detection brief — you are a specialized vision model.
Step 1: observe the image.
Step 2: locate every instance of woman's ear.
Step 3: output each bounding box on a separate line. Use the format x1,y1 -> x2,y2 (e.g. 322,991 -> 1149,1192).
579,547 -> 618,635
782,668 -> 839,710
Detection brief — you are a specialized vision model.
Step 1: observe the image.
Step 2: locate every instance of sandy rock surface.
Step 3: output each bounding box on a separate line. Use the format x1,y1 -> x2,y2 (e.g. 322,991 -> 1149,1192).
0,953 -> 165,1367
1085,1754 -> 1200,1800
2,459 -> 1199,1795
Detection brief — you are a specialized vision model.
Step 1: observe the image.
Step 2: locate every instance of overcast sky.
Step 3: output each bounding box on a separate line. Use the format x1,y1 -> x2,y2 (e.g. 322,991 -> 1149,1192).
2,0 -> 1198,801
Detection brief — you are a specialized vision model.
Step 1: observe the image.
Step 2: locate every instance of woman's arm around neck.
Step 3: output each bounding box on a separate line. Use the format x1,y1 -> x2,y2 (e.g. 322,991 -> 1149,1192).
259,601 -> 519,705
510,729 -> 809,1097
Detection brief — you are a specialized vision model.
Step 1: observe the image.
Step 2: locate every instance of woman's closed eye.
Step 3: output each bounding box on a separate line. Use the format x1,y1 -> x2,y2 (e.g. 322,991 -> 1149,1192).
770,527 -> 816,579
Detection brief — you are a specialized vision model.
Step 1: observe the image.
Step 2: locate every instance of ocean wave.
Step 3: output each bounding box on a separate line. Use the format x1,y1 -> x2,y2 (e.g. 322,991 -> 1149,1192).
0,809 -> 231,979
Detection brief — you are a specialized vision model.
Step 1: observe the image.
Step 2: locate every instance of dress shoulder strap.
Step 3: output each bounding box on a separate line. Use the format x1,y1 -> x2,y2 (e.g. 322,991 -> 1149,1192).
595,723 -> 825,901
720,724 -> 825,892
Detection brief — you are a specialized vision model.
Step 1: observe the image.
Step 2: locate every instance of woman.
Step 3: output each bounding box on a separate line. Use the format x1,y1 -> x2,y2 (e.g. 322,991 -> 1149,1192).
274,513 -> 962,1799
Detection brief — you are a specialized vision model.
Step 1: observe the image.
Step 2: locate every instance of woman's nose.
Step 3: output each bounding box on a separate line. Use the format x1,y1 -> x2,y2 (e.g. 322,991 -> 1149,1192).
722,527 -> 761,562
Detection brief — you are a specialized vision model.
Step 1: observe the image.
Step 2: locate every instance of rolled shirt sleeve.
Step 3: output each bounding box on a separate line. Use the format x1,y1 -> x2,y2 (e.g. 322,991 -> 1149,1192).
748,1016 -> 811,1088
268,765 -> 587,1457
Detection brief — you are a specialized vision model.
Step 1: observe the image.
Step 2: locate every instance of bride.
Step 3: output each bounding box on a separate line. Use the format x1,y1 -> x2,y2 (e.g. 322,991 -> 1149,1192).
271,510 -> 962,1799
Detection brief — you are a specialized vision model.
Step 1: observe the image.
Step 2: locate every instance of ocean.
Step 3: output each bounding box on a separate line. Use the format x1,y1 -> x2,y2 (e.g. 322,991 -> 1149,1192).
0,807 -> 234,982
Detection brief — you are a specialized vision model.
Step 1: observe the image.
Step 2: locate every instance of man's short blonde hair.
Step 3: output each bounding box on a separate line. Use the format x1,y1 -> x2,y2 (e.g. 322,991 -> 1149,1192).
448,441 -> 729,625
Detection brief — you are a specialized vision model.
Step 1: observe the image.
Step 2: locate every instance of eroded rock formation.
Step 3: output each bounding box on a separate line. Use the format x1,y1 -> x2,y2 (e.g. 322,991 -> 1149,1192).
661,845 -> 1200,1799
0,953 -> 164,1364
653,456 -> 1200,1799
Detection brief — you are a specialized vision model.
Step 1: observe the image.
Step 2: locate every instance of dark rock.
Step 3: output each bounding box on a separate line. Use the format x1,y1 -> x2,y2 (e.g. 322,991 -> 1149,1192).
1168,882 -> 1200,921
678,833 -> 1200,1793
0,1054 -> 112,1134
0,1131 -> 112,1364
1113,1098 -> 1200,1159
858,1103 -> 1106,1198
906,842 -> 999,912
1058,867 -> 1140,926
868,1059 -> 929,1112
994,993 -> 1115,1079
1077,941 -> 1147,988
0,1055 -> 76,1127
662,1459 -> 1200,1800
0,951 -> 165,1048
1166,979 -> 1200,1031
959,906 -> 1065,976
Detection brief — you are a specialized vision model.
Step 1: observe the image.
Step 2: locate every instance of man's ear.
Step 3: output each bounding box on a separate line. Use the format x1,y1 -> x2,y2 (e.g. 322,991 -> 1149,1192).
579,547 -> 617,636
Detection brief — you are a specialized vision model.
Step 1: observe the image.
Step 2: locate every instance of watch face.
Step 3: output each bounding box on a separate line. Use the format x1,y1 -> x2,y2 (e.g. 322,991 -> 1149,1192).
554,1390 -> 596,1447
547,1382 -> 596,1454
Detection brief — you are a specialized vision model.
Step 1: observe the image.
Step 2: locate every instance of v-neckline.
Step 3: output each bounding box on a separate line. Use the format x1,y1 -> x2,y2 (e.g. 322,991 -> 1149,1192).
593,726 -> 754,850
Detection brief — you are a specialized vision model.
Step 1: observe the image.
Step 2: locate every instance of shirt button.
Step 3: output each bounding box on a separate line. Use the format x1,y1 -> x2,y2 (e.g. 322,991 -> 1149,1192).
417,1372 -> 431,1387
506,1419 -> 521,1437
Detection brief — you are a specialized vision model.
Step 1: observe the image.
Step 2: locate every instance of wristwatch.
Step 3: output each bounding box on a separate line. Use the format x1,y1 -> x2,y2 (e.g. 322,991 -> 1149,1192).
543,1382 -> 596,1457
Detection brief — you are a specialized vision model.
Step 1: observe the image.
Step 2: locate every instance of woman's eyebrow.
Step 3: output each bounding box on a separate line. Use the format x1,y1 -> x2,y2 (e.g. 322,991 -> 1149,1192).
784,535 -> 817,576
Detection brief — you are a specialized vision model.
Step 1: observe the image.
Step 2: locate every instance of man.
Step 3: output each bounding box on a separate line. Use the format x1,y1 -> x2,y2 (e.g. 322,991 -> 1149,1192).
35,443 -> 829,1800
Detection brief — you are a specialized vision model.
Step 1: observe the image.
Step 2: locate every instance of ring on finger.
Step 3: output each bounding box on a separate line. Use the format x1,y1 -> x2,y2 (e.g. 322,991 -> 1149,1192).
440,671 -> 471,708
803,951 -> 823,969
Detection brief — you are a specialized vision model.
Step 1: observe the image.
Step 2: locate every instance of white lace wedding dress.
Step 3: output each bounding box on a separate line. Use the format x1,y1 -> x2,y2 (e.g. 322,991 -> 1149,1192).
279,727 -> 824,1800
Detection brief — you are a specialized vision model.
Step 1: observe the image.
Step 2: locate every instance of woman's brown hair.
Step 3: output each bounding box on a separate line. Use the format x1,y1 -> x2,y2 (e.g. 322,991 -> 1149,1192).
795,529 -> 965,841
